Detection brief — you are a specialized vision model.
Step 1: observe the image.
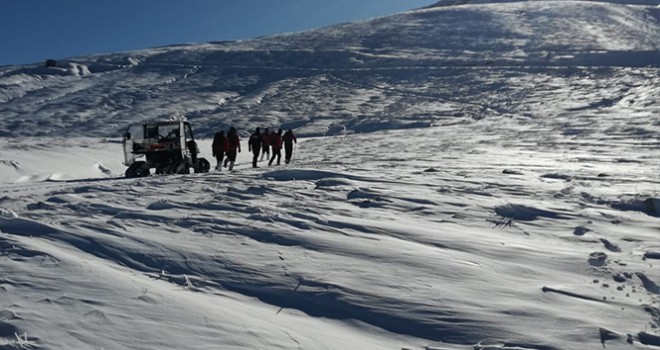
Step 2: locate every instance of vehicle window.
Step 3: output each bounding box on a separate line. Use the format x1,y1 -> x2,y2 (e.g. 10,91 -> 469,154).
145,125 -> 159,139
158,124 -> 180,140
128,124 -> 144,142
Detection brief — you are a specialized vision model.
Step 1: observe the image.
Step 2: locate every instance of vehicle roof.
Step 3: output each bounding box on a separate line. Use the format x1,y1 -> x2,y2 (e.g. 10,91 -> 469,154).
130,120 -> 190,127
149,121 -> 189,126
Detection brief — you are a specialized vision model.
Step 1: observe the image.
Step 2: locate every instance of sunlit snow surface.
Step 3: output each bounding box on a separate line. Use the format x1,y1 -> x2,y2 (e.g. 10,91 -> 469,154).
1,1 -> 659,139
1,120 -> 659,349
1,1 -> 660,349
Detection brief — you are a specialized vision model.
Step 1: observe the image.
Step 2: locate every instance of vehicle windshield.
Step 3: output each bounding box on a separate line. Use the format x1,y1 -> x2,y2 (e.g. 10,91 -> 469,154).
157,124 -> 181,141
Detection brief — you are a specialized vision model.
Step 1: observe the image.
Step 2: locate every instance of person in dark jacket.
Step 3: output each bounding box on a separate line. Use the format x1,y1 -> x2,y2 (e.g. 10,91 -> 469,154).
224,127 -> 241,171
260,128 -> 271,161
248,127 -> 263,168
282,129 -> 297,164
268,129 -> 283,166
211,131 -> 228,171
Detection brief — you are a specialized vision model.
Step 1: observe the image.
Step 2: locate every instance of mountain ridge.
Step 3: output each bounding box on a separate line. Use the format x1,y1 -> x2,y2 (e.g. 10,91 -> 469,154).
426,0 -> 660,7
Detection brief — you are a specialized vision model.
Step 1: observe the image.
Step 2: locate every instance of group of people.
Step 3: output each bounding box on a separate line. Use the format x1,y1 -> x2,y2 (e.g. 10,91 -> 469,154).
211,127 -> 297,171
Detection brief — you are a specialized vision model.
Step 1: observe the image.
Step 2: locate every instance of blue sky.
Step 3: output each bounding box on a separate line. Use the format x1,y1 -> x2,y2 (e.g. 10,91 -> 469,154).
0,0 -> 438,66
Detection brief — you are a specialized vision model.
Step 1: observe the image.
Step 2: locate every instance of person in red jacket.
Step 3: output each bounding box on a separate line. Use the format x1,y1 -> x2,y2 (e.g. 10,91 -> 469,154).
260,128 -> 271,161
211,131 -> 228,171
268,129 -> 283,166
224,127 -> 241,170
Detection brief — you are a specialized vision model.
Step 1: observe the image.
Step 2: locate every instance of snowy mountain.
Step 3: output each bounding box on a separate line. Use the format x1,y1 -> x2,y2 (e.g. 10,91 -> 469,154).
1,1 -> 660,350
0,0 -> 658,138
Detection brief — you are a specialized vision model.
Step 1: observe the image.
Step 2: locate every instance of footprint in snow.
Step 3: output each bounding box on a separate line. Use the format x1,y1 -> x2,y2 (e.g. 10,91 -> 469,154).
588,252 -> 608,267
635,273 -> 660,295
600,238 -> 621,252
573,226 -> 591,236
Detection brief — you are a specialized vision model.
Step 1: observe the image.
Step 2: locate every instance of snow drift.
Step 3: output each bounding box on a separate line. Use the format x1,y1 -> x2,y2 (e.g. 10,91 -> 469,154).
0,0 -> 659,349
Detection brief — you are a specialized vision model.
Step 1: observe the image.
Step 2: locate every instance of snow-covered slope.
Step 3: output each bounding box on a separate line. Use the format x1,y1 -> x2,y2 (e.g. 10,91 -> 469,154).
1,124 -> 659,350
0,0 -> 658,138
1,1 -> 659,349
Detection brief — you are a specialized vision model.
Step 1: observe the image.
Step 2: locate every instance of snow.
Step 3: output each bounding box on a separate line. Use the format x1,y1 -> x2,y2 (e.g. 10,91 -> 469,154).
1,0 -> 660,349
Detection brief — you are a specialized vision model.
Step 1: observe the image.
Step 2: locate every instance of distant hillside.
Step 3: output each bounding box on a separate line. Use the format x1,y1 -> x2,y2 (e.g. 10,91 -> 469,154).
0,0 -> 658,138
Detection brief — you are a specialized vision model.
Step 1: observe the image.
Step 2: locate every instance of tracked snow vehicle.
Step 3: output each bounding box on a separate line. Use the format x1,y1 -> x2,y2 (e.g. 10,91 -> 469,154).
122,120 -> 210,178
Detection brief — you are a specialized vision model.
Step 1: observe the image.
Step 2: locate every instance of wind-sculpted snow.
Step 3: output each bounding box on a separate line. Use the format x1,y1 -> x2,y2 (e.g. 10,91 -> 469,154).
1,115 -> 659,349
0,1 -> 659,348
